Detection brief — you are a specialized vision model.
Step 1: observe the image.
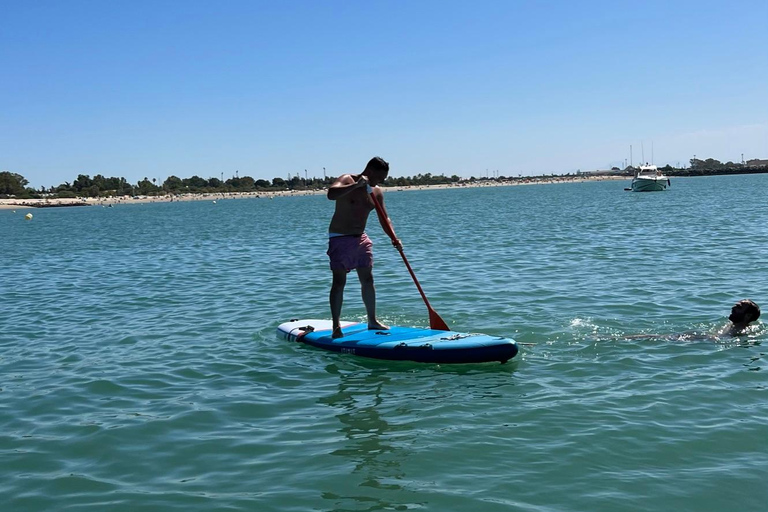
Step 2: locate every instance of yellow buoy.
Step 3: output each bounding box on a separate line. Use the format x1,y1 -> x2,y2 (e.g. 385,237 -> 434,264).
25,213 -> 33,220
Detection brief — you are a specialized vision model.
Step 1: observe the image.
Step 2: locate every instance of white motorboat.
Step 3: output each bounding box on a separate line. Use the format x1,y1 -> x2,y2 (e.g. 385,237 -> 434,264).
630,164 -> 669,192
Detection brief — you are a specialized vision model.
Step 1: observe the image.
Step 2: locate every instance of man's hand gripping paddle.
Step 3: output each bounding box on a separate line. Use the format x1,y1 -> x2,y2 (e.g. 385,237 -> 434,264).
368,187 -> 450,331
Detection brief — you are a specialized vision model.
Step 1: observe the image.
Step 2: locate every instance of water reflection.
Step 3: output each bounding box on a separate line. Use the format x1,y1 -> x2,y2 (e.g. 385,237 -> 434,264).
317,364 -> 418,511
315,360 -> 520,511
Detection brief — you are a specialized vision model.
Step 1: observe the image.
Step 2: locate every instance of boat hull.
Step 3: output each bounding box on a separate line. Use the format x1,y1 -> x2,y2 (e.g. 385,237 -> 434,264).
631,177 -> 668,192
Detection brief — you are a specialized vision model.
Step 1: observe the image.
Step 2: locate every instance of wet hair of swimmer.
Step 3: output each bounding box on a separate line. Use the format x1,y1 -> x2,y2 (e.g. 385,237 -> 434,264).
365,156 -> 390,174
729,299 -> 761,324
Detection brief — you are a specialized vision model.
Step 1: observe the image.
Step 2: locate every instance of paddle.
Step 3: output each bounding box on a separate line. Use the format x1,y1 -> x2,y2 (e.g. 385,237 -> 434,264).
368,187 -> 450,331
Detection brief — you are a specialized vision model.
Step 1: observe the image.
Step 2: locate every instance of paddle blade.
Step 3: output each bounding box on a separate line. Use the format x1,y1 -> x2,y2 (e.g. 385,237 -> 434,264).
429,308 -> 450,331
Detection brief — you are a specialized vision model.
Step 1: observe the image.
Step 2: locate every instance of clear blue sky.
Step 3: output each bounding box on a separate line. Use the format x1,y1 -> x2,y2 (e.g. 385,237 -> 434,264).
2,0 -> 767,188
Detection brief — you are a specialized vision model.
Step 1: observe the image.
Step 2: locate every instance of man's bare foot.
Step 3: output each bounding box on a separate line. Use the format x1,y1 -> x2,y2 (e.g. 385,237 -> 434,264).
368,321 -> 389,331
332,327 -> 344,339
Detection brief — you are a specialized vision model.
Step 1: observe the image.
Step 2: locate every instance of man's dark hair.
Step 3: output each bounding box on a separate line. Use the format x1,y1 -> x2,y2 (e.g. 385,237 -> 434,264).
741,299 -> 761,321
365,156 -> 389,174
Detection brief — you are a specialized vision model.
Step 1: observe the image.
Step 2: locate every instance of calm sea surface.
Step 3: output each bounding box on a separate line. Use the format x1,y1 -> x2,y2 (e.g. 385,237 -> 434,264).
2,174 -> 767,512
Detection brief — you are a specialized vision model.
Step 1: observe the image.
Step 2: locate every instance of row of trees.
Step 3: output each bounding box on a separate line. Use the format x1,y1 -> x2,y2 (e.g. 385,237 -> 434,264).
1,170 -> 463,199
2,159 -> 766,199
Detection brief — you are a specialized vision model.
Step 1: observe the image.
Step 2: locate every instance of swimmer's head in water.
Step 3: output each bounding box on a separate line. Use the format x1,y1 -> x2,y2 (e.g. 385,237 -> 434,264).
729,299 -> 761,324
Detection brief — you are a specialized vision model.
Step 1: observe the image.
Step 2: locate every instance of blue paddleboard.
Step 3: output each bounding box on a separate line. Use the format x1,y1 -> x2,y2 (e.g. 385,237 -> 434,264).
277,319 -> 519,364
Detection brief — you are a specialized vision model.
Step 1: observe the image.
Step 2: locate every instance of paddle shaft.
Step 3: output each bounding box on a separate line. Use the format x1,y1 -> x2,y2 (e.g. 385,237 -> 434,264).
368,188 -> 450,331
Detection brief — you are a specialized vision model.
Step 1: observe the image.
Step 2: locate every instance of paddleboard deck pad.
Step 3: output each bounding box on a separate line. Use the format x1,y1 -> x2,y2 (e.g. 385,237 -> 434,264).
277,319 -> 519,364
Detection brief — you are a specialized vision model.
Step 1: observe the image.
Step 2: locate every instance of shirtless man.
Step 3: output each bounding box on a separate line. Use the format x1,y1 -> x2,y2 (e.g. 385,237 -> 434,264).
327,157 -> 401,338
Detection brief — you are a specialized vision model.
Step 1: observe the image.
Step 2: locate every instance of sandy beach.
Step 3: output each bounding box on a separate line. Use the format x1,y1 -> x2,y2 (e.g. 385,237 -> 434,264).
0,175 -> 627,209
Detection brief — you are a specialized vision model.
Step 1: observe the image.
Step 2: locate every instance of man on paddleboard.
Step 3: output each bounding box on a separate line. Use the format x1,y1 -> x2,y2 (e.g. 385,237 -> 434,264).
327,157 -> 402,339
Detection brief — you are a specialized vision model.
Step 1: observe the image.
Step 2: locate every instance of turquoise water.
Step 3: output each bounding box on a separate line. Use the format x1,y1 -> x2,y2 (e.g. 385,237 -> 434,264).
2,174 -> 766,511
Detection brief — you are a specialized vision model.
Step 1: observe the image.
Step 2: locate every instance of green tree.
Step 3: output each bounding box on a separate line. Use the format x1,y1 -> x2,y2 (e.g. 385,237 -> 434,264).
164,175 -> 184,192
72,174 -> 93,193
136,177 -> 160,195
183,175 -> 209,191
0,171 -> 29,195
239,176 -> 255,190
392,176 -> 410,186
703,158 -> 723,170
288,176 -> 302,189
106,177 -> 122,192
54,181 -> 73,193
92,174 -> 108,192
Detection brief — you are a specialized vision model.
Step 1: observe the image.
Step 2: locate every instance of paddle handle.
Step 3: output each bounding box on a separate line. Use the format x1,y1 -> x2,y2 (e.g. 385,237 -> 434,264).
369,188 -> 450,331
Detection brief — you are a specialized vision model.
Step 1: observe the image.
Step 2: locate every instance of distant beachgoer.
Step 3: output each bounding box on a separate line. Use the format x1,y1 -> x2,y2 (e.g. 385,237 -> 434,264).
326,156 -> 401,339
625,299 -> 761,341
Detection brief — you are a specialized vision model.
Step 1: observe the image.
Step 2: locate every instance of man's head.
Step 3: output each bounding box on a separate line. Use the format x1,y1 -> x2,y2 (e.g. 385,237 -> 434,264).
362,156 -> 389,185
729,299 -> 761,325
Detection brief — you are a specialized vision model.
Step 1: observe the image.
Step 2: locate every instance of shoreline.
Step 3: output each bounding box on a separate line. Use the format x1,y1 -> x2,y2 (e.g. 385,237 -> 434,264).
0,175 -> 627,209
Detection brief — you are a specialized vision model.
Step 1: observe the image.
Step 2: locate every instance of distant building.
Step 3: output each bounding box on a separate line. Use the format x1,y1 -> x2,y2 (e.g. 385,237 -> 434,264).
746,159 -> 768,167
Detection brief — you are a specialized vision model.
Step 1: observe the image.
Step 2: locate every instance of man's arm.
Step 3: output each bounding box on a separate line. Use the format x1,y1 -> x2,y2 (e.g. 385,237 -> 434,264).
327,174 -> 367,200
372,188 -> 402,250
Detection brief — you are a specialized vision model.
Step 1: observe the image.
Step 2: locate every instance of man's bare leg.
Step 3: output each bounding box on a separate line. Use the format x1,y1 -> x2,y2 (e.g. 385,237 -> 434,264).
330,269 -> 347,338
356,267 -> 389,330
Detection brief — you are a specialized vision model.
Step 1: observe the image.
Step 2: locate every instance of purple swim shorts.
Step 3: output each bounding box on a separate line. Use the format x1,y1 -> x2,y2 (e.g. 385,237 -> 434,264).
327,233 -> 373,272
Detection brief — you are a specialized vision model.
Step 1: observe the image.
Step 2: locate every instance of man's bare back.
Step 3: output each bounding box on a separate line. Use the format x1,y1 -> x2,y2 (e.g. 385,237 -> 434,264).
328,174 -> 375,235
